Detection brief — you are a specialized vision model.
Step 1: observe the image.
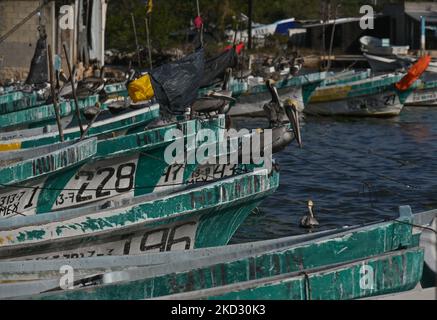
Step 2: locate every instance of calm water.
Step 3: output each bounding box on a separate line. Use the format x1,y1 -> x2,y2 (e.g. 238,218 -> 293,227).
231,107 -> 437,244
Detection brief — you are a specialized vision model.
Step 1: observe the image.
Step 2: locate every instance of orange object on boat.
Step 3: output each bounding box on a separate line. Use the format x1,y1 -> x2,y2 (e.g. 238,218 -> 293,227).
224,42 -> 245,54
395,55 -> 431,91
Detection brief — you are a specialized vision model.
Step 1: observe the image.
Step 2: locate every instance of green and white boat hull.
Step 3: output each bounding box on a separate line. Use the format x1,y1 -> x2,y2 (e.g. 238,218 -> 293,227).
306,73 -> 414,117
405,78 -> 437,106
7,208 -> 423,300
0,104 -> 160,151
159,249 -> 423,300
0,95 -> 100,132
0,91 -> 44,115
228,72 -> 327,117
0,116 -> 231,217
0,168 -> 279,261
306,89 -> 406,117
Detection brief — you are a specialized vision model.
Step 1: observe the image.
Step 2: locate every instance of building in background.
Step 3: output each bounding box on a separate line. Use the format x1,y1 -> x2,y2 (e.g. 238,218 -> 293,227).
384,2 -> 437,51
0,0 -> 107,83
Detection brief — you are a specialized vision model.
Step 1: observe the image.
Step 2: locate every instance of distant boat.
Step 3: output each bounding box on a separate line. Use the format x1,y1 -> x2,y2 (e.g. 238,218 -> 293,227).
0,90 -> 46,115
364,52 -> 437,74
226,16 -> 297,43
405,73 -> 437,106
306,73 -> 410,117
363,53 -> 409,73
228,72 -> 327,117
360,36 -> 409,56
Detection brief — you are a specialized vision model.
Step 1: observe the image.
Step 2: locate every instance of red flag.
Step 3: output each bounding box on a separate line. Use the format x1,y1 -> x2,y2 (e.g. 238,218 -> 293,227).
224,42 -> 245,55
194,16 -> 203,29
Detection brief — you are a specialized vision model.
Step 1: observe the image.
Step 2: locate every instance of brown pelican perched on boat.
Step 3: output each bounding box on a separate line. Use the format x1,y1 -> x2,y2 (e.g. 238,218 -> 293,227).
300,200 -> 320,229
191,91 -> 236,116
263,79 -> 303,150
83,102 -> 102,120
192,69 -> 236,117
59,66 -> 107,99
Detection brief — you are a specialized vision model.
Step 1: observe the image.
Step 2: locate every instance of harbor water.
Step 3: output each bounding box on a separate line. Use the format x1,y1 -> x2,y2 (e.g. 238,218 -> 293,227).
231,106 -> 437,243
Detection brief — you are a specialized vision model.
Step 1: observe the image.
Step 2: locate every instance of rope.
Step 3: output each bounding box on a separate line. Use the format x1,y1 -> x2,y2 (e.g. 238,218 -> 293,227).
0,0 -> 49,45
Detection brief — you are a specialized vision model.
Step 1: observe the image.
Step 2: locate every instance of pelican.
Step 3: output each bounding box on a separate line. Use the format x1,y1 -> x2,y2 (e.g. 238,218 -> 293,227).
58,66 -> 106,99
263,79 -> 302,149
300,200 -> 319,229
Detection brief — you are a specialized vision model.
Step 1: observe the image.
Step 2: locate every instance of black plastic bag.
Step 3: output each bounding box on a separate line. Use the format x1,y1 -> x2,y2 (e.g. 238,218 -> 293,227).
200,48 -> 238,88
150,49 -> 205,114
25,35 -> 48,85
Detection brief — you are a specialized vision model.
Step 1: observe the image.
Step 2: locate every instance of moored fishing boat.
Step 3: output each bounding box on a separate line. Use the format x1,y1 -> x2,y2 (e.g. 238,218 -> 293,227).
0,116 -> 228,218
306,73 -> 406,117
158,249 -> 423,300
0,138 -> 97,187
0,89 -> 48,115
405,73 -> 437,106
409,207 -> 437,289
227,71 -> 327,117
0,95 -> 100,132
0,103 -> 160,151
321,69 -> 371,87
305,55 -> 431,117
0,139 -> 97,218
0,86 -> 299,227
2,207 -> 424,300
0,167 -> 280,262
360,36 -> 409,56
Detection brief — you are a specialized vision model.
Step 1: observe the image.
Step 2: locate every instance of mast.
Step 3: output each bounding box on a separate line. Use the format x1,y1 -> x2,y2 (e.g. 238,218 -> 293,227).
248,0 -> 253,50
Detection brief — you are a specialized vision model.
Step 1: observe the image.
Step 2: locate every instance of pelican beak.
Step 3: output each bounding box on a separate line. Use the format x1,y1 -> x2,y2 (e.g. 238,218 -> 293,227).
265,79 -> 281,104
285,99 -> 303,148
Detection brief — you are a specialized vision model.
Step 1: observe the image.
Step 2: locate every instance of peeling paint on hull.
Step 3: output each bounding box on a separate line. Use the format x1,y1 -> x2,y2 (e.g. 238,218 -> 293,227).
0,169 -> 279,261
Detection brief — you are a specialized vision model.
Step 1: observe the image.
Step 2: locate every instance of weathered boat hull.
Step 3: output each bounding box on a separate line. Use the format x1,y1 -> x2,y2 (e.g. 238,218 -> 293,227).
0,95 -> 100,132
0,91 -> 44,115
12,211 -> 420,300
305,90 -> 405,117
0,139 -> 97,187
157,249 -> 423,300
228,72 -> 326,118
0,116 -> 233,217
322,70 -> 371,87
410,207 -> 437,288
406,89 -> 437,106
0,104 -> 160,151
306,72 -> 414,117
0,169 -> 279,261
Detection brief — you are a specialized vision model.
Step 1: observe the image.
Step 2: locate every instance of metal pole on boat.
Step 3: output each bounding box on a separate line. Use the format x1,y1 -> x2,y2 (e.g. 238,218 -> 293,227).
144,17 -> 153,70
320,0 -> 327,60
248,0 -> 253,50
196,0 -> 204,47
327,3 -> 340,71
421,16 -> 426,56
131,13 -> 142,68
47,44 -> 65,142
63,43 -> 84,136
